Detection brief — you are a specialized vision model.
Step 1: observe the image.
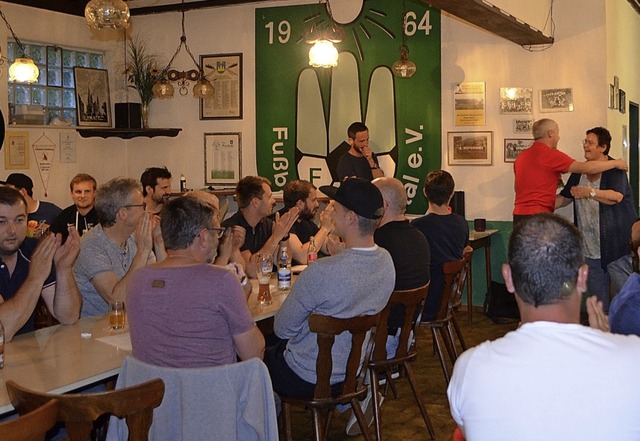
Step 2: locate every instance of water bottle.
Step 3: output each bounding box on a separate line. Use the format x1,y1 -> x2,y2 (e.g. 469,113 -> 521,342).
0,319 -> 4,369
180,174 -> 187,192
307,236 -> 318,264
278,245 -> 292,290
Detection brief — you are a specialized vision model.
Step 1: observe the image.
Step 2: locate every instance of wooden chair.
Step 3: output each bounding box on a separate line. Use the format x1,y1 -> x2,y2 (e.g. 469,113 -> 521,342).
0,399 -> 58,441
6,378 -> 164,441
450,247 -> 473,350
421,258 -> 467,384
279,312 -> 382,441
369,283 -> 435,441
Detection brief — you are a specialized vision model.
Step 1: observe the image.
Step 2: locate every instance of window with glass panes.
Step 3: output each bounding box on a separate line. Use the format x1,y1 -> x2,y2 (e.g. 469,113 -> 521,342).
7,41 -> 104,126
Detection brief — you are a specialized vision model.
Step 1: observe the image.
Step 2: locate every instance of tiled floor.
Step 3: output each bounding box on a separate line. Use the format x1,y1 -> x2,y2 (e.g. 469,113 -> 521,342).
284,310 -> 518,440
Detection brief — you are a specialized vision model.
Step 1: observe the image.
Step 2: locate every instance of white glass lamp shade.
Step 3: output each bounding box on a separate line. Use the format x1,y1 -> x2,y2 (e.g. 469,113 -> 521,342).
85,0 -> 131,30
9,58 -> 39,83
193,78 -> 215,99
153,79 -> 174,99
309,40 -> 338,68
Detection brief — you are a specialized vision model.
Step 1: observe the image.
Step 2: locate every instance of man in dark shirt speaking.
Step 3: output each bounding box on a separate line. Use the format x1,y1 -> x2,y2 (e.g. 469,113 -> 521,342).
336,122 -> 385,181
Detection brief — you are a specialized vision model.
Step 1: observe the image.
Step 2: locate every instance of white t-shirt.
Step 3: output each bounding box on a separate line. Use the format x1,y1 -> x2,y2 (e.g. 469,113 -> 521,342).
448,321 -> 640,441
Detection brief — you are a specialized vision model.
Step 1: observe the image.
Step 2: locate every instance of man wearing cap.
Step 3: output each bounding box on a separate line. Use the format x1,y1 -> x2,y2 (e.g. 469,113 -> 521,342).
265,178 -> 395,411
4,173 -> 61,236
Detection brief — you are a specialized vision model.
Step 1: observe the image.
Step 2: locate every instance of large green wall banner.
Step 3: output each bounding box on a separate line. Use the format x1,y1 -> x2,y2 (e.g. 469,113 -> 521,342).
255,0 -> 441,214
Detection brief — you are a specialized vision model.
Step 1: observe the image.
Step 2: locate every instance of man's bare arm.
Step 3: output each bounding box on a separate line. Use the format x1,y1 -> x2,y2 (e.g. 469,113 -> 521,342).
567,159 -> 628,174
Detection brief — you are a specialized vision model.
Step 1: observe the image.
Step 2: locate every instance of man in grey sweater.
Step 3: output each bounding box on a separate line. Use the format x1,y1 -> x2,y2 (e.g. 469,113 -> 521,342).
265,178 -> 395,400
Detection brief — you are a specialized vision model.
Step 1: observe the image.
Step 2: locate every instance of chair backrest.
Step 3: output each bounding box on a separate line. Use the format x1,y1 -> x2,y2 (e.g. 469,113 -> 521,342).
373,283 -> 430,362
7,379 -> 164,441
0,399 -> 58,441
435,258 -> 466,321
451,246 -> 473,309
309,312 -> 382,401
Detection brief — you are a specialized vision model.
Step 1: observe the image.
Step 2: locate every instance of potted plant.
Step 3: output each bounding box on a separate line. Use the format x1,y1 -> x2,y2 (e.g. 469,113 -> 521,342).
125,35 -> 166,128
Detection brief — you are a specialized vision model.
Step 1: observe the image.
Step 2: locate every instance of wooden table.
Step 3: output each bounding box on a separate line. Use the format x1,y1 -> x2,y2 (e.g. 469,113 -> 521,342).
467,229 -> 498,323
0,276 -> 294,414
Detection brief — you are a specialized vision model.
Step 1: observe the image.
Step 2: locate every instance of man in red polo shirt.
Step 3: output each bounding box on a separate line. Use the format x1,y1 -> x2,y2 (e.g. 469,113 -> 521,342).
513,118 -> 627,225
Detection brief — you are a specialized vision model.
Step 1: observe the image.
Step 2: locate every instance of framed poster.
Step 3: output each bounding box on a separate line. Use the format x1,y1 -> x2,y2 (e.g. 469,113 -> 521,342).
200,53 -> 243,119
620,89 -> 626,114
204,132 -> 242,185
499,87 -> 532,114
539,88 -> 574,112
454,81 -> 485,126
504,138 -> 534,162
447,131 -> 493,166
73,67 -> 111,127
5,131 -> 29,169
513,118 -> 534,134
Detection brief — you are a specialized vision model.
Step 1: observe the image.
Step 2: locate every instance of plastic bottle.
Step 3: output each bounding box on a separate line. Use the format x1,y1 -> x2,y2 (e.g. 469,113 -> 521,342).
278,245 -> 292,290
307,236 -> 318,264
0,319 -> 4,369
180,174 -> 187,192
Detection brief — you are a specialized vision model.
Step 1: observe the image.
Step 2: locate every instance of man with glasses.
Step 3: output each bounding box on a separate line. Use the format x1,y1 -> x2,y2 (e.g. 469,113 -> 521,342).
556,127 -> 637,311
126,195 -> 264,367
74,178 -> 159,317
513,118 -> 628,226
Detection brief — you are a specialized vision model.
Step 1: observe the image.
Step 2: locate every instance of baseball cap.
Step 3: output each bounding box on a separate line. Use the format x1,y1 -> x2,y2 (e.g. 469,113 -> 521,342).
320,178 -> 384,219
5,173 -> 33,191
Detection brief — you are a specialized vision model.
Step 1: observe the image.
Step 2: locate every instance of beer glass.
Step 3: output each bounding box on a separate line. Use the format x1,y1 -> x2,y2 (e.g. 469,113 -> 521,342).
109,301 -> 126,330
255,253 -> 273,306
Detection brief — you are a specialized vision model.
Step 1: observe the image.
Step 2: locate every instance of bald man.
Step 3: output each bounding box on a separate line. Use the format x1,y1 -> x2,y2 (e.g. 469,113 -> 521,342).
513,118 -> 628,225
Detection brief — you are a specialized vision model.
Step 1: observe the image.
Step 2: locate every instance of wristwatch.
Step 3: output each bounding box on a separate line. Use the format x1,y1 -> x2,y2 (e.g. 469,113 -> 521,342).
590,188 -> 597,199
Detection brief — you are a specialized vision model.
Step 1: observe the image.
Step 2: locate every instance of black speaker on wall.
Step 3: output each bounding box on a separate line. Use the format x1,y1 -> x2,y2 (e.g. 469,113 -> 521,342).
450,190 -> 465,218
114,103 -> 142,129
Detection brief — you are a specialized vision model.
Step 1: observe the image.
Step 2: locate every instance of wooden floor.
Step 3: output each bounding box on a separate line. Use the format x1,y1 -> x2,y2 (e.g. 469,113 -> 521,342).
285,310 -> 519,440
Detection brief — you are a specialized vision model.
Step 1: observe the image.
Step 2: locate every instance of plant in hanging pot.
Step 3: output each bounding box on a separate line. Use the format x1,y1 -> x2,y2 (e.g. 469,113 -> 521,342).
125,35 -> 167,128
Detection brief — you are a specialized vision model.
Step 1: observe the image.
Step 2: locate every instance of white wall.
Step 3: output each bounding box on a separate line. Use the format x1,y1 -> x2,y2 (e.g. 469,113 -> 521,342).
0,0 -> 634,222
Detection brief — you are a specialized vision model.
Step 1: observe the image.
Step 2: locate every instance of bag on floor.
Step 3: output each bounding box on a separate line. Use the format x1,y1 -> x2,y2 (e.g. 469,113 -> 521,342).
484,281 -> 520,324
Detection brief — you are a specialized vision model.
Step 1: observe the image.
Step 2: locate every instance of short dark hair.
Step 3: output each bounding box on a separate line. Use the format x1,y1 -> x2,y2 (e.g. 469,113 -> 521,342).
587,127 -> 612,155
424,170 -> 455,206
70,173 -> 97,192
95,178 -> 142,227
236,176 -> 271,209
508,214 -> 583,307
141,167 -> 172,197
161,195 -> 217,250
0,186 -> 27,212
347,122 -> 368,140
283,180 -> 315,208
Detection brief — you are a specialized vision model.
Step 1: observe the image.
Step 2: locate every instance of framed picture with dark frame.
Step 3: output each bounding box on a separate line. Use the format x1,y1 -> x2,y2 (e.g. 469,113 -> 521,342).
447,131 -> 493,165
73,67 -> 111,127
620,89 -> 626,114
200,53 -> 243,120
504,138 -> 534,163
204,132 -> 242,186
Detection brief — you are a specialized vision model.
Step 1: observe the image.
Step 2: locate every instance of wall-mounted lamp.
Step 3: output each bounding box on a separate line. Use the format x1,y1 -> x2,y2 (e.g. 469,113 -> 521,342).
306,0 -> 343,68
85,0 -> 130,30
157,0 -> 214,99
392,1 -> 416,79
0,8 -> 39,83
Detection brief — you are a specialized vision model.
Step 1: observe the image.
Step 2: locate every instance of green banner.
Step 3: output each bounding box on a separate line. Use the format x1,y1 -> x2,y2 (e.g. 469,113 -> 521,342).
255,0 -> 440,213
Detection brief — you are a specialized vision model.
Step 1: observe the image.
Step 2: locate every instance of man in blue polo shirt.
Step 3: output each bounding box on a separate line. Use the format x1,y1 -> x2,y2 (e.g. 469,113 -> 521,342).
0,186 -> 81,341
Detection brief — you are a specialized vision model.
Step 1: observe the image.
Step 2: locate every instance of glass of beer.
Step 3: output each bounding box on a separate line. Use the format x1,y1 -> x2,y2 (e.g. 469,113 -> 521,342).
255,253 -> 273,306
109,301 -> 126,331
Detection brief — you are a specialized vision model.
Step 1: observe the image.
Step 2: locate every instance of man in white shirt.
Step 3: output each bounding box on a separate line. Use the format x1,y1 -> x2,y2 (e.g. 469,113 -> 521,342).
448,213 -> 640,441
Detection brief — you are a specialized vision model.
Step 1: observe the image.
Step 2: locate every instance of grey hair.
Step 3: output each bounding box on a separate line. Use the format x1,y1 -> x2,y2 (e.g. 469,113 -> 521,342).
95,178 -> 142,227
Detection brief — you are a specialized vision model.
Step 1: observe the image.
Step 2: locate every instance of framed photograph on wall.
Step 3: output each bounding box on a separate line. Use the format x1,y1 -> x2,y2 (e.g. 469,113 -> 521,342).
539,88 -> 574,112
499,87 -> 532,114
513,118 -> 534,134
200,53 -> 243,119
204,132 -> 242,185
5,131 -> 29,169
620,89 -> 626,114
504,138 -> 534,163
447,131 -> 493,165
609,84 -> 616,109
73,67 -> 111,127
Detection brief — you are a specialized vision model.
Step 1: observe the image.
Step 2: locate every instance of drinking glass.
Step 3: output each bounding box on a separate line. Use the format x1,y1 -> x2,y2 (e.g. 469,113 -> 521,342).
109,301 -> 126,330
255,253 -> 273,306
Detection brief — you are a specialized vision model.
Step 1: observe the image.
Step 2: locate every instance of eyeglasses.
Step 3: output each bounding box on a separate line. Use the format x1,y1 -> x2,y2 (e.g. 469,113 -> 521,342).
207,227 -> 225,238
123,202 -> 147,210
582,139 -> 598,146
